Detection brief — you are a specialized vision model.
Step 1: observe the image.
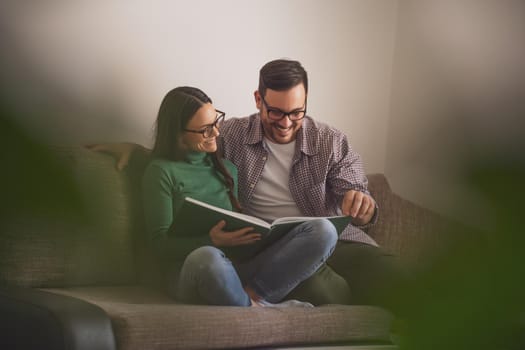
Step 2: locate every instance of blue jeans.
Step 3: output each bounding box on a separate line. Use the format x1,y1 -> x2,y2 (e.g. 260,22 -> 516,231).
174,218 -> 338,306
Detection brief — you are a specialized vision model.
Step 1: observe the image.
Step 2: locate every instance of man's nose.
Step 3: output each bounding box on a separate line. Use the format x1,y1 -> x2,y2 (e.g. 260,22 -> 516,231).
277,114 -> 293,127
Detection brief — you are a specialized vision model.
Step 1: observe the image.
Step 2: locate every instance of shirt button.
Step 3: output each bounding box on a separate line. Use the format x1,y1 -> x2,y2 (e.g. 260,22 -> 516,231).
262,156 -> 267,161
250,184 -> 255,188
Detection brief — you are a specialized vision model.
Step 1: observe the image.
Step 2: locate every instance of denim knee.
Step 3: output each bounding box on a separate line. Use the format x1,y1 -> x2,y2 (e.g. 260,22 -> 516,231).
180,246 -> 250,306
184,246 -> 228,277
308,219 -> 338,253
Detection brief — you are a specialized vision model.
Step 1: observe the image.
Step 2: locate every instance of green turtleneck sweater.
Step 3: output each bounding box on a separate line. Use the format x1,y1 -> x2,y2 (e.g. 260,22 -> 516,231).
142,152 -> 238,262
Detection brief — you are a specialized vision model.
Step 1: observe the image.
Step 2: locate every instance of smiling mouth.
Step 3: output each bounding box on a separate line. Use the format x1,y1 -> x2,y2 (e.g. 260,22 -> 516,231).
273,125 -> 292,133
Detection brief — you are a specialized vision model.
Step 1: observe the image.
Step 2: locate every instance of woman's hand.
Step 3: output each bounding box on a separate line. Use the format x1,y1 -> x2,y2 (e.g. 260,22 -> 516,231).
209,220 -> 261,247
85,142 -> 149,171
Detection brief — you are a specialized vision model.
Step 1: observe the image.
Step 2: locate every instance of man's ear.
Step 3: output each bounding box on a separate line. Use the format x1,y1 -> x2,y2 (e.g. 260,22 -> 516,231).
254,90 -> 262,110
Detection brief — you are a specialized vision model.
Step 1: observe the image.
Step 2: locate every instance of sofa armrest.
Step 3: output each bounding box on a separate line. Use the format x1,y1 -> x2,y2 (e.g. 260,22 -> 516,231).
0,286 -> 116,350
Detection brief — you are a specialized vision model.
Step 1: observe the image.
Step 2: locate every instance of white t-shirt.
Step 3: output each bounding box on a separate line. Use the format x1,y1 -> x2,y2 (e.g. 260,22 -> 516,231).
243,138 -> 303,222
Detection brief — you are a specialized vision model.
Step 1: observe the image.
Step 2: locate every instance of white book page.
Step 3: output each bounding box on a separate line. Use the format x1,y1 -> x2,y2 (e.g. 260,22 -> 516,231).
185,197 -> 271,228
271,216 -> 317,225
272,215 -> 347,225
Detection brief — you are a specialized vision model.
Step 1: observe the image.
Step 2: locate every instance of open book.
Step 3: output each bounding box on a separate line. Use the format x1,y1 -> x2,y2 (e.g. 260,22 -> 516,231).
170,197 -> 352,261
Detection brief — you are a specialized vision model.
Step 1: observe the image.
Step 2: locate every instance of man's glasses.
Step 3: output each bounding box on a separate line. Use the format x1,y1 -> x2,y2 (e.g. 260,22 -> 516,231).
261,96 -> 307,121
184,110 -> 225,138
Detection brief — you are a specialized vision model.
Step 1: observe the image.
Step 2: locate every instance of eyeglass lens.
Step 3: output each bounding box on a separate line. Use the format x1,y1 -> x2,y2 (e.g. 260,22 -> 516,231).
203,113 -> 224,137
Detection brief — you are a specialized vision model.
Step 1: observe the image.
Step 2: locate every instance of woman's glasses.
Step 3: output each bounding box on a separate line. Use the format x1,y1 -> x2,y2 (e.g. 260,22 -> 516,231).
184,110 -> 225,138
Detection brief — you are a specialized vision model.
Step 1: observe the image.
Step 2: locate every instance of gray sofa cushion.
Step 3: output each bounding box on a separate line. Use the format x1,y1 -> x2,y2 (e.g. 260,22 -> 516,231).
0,218 -> 68,287
0,147 -> 136,287
43,286 -> 393,350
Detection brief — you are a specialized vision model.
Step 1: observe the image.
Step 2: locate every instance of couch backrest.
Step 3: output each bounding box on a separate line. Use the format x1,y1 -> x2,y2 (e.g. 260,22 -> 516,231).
365,173 -> 393,245
0,146 -> 138,288
366,173 -> 450,267
1,147 -> 422,288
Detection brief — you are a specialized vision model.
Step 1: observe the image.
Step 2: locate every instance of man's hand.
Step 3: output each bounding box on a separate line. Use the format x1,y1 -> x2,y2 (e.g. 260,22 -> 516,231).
341,190 -> 376,226
209,220 -> 261,247
85,143 -> 148,171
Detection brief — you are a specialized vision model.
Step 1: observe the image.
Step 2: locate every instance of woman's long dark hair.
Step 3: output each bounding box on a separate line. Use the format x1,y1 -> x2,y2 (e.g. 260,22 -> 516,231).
152,86 -> 241,212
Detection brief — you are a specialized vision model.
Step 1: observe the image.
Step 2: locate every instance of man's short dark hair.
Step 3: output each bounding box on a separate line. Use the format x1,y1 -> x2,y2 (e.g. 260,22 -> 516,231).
258,59 -> 308,97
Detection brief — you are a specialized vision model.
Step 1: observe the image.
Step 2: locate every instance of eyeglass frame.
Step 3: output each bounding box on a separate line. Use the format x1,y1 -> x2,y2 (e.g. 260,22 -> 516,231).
260,95 -> 307,121
183,110 -> 225,138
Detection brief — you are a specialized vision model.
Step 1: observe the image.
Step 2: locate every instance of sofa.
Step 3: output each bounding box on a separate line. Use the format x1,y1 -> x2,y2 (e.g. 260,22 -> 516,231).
0,145 -> 449,350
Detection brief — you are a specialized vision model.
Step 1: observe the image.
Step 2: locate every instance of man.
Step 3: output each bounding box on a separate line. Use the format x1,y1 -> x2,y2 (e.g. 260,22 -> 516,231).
217,59 -> 405,310
91,59 -> 407,312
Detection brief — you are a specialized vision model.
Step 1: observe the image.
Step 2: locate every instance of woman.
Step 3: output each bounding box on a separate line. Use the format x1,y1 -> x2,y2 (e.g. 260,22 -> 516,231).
142,86 -> 338,306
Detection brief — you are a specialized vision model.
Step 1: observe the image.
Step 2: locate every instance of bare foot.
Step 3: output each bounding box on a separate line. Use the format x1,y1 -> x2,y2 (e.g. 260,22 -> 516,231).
244,286 -> 263,307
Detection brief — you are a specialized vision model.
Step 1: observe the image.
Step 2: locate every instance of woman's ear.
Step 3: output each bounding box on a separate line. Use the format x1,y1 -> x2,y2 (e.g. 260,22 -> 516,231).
178,136 -> 188,151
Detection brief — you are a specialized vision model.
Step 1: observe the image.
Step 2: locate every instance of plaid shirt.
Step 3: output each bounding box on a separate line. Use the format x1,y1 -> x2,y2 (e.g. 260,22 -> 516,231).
217,113 -> 378,246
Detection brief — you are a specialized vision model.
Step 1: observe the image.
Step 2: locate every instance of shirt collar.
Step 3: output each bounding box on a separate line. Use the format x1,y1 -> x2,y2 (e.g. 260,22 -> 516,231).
245,113 -> 265,145
297,116 -> 319,156
246,113 -> 319,156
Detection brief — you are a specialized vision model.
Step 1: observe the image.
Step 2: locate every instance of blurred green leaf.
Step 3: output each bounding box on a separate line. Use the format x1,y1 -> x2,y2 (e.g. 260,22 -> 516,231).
0,100 -> 84,222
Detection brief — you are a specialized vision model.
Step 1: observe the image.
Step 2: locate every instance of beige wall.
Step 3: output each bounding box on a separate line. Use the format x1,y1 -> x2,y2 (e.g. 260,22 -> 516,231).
2,1 -> 523,219
386,0 -> 525,219
0,0 -> 397,175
